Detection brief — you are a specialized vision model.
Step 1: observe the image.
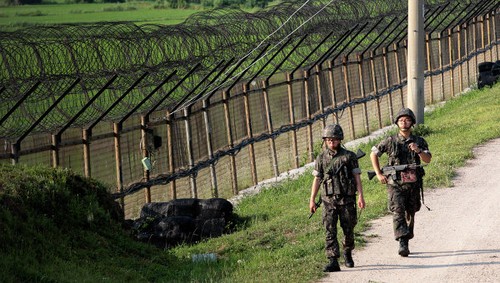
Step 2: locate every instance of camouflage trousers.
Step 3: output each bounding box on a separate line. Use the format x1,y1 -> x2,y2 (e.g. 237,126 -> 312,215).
387,184 -> 421,241
322,197 -> 357,258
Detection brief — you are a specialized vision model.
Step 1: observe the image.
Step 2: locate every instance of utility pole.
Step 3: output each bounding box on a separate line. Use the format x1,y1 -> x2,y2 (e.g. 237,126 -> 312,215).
407,0 -> 425,124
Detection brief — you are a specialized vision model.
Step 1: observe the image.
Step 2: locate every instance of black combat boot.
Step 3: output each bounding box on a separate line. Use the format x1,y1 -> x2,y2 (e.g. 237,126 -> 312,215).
323,257 -> 341,272
343,250 -> 354,268
398,238 -> 409,257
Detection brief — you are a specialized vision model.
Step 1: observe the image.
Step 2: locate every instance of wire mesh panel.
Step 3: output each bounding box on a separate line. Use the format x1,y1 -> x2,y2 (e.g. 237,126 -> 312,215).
87,135 -> 116,188
215,155 -> 238,199
194,166 -> 215,200
15,133 -> 53,166
18,151 -> 52,168
146,123 -> 170,179
59,143 -> 84,176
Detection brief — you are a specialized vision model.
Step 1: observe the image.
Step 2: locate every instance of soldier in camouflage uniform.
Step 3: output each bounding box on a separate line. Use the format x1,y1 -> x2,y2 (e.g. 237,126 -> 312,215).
370,108 -> 432,257
309,124 -> 365,272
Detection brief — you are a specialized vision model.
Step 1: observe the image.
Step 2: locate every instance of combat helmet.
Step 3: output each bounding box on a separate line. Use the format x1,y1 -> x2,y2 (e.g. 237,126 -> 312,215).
322,124 -> 344,140
394,108 -> 416,125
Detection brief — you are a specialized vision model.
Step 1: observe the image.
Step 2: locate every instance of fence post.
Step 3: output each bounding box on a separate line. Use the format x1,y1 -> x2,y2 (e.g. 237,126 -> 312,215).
51,134 -> 60,168
327,60 -> 339,124
481,15 -> 486,62
393,42 -> 404,114
222,90 -> 238,195
472,18 -> 478,84
262,79 -> 279,178
448,28 -> 455,97
402,39 -> 409,107
457,25 -> 464,93
140,115 -> 151,203
382,47 -> 394,125
369,50 -> 382,128
425,33 -> 435,103
486,12 -> 493,60
113,122 -> 124,208
356,53 -> 370,134
83,129 -> 91,177
10,143 -> 19,165
242,83 -> 258,185
286,72 -> 299,168
314,65 -> 326,129
166,110 -> 177,199
202,99 -> 218,198
437,33 -> 445,101
342,55 -> 355,140
463,22 -> 471,87
303,70 -> 314,163
183,107 -> 197,198
494,11 -> 500,60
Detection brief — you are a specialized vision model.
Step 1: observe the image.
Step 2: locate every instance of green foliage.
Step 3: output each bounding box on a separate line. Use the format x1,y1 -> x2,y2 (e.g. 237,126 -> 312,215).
0,164 -> 123,229
413,123 -> 433,137
422,86 -> 500,187
14,10 -> 45,16
102,5 -> 137,11
166,0 -> 190,9
0,164 -> 178,282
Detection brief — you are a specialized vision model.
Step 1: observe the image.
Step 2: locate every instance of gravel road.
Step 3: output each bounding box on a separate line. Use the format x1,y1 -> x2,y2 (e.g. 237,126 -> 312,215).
318,138 -> 500,283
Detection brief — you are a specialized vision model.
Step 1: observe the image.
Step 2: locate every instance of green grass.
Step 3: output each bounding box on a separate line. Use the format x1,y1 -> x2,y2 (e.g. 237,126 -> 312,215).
0,2 -> 204,30
0,1 -> 283,30
1,83 -> 500,282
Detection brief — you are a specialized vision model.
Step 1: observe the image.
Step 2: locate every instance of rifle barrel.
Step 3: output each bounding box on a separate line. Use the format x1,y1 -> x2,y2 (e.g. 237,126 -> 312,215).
367,164 -> 425,181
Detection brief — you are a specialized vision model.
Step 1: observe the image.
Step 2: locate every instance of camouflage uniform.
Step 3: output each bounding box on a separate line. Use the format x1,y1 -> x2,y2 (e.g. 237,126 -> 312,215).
371,133 -> 430,241
313,147 -> 361,258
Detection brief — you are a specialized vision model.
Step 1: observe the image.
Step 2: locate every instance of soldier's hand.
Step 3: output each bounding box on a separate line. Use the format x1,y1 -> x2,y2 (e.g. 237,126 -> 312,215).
358,195 -> 365,209
377,173 -> 387,184
309,199 -> 317,214
409,142 -> 421,154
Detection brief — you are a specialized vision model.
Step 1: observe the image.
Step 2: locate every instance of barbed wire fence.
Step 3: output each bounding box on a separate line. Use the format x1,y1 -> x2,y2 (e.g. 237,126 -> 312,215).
0,0 -> 499,218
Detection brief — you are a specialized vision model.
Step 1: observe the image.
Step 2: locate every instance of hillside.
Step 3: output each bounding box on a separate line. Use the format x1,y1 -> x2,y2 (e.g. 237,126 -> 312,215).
0,165 -> 175,282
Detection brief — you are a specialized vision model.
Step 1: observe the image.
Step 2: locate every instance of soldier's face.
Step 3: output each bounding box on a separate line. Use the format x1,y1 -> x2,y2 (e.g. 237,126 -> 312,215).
324,137 -> 341,149
397,116 -> 413,131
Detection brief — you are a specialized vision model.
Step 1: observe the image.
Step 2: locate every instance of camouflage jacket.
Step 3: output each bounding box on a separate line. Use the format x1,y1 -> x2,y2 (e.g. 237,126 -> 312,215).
371,133 -> 431,186
313,147 -> 361,204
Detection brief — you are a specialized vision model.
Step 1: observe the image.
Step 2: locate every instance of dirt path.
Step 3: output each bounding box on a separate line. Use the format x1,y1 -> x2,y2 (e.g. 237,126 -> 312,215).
318,138 -> 500,283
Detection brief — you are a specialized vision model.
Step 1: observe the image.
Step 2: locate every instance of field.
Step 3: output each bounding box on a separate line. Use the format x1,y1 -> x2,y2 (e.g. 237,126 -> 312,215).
0,1 -> 280,31
0,2 -> 204,30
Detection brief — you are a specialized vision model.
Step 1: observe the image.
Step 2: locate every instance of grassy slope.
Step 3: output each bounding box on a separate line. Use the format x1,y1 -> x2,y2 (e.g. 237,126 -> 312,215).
0,83 -> 499,282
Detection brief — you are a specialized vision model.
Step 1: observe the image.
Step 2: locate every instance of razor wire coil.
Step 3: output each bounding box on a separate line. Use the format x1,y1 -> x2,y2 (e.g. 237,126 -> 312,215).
0,0 -> 491,139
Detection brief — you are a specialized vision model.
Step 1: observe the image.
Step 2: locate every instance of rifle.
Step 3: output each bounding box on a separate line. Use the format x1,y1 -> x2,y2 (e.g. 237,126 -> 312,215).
367,164 -> 424,181
368,163 -> 431,211
309,148 -> 366,219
